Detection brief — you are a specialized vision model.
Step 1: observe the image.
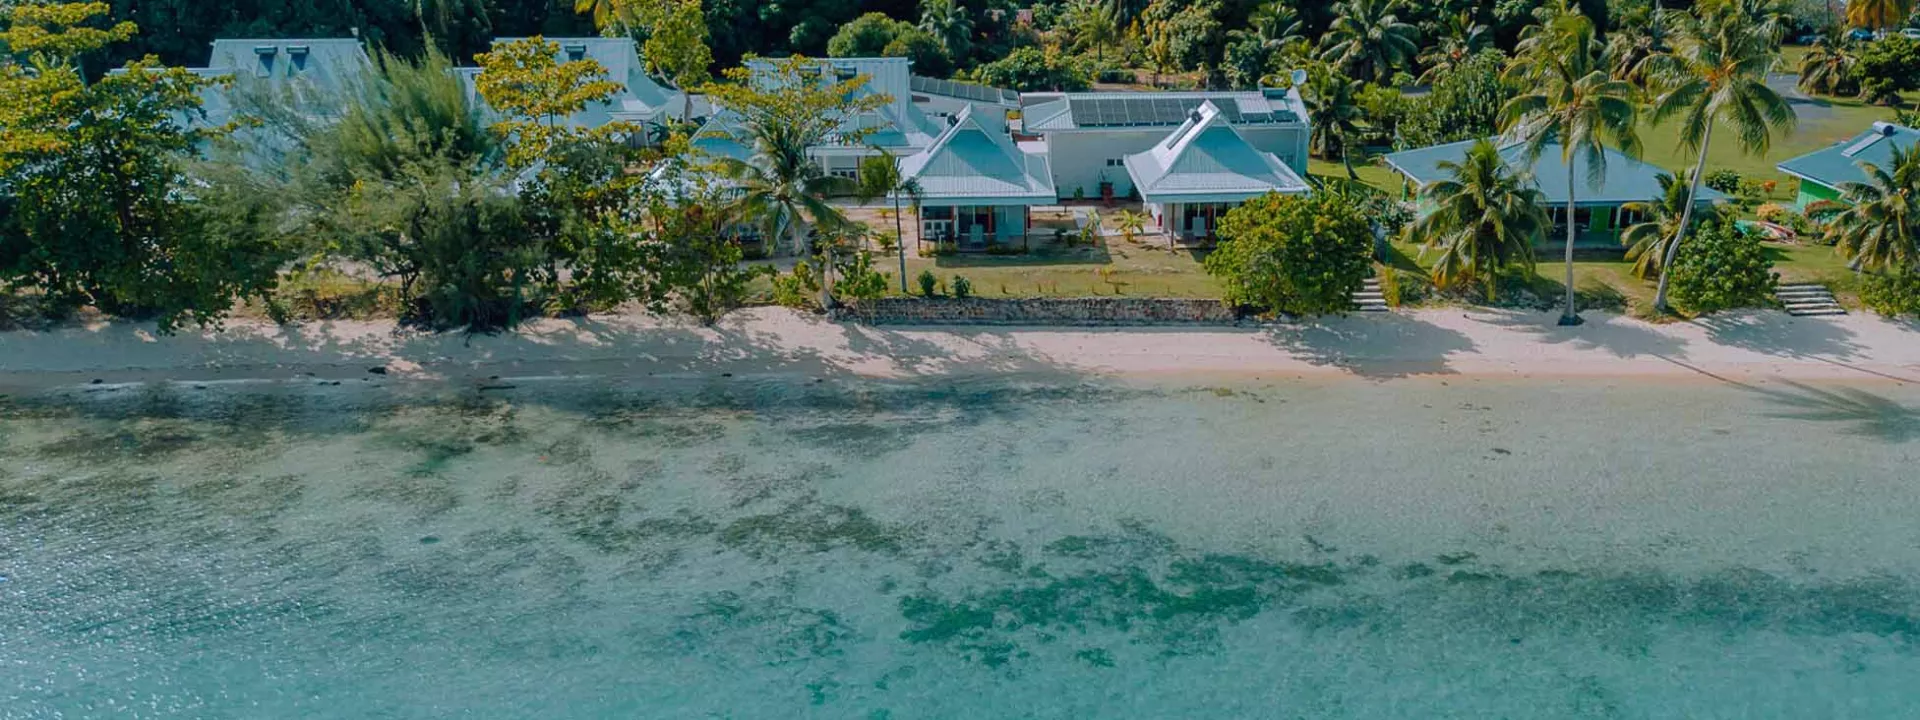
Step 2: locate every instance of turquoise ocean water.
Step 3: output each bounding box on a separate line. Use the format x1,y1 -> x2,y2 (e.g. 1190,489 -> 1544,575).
2,373 -> 1918,718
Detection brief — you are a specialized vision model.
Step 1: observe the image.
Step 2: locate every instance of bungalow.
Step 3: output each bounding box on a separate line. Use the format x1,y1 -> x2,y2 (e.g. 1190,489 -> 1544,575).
1382,138 -> 1726,244
1017,78 -> 1311,201
170,38 -> 371,130
895,106 -> 1055,251
1121,101 -> 1310,243
1776,121 -> 1920,209
692,57 -> 944,179
459,37 -> 686,136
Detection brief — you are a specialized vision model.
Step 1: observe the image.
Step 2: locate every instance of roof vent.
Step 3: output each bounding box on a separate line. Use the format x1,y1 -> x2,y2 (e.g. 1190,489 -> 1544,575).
1188,109 -> 1203,123
563,43 -> 587,61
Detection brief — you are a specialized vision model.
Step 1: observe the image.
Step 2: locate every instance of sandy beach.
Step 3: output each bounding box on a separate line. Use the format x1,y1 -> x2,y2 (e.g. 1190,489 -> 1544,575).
2,306 -> 1916,391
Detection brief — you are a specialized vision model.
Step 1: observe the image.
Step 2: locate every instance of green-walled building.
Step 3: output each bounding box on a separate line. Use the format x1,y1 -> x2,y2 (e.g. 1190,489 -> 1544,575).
1776,121 -> 1920,209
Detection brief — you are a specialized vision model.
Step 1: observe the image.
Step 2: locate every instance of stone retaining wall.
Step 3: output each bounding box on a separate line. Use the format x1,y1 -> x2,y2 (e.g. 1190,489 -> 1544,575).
832,297 -> 1243,326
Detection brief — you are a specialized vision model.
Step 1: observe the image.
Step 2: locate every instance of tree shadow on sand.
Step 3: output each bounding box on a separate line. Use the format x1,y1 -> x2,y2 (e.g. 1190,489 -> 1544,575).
1261,314 -> 1476,379
1477,309 -> 1690,361
1692,311 -> 1864,361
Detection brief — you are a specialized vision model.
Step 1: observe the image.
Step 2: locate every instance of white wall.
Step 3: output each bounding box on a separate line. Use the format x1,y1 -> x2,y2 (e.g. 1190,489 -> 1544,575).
1044,124 -> 1310,200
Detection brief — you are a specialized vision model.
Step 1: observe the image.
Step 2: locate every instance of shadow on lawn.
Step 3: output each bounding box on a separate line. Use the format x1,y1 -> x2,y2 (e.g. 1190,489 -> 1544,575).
1262,313 -> 1476,379
929,244 -> 1112,268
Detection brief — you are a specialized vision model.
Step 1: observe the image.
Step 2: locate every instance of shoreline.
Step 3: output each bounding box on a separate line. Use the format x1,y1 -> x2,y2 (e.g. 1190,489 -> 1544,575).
2,306 -> 1917,394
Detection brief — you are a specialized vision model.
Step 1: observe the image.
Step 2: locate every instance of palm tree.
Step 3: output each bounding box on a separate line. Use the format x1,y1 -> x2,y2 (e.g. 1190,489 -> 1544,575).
1796,34 -> 1860,96
1602,13 -> 1674,90
1847,0 -> 1916,30
1409,139 -> 1548,299
1303,64 -> 1364,179
919,0 -> 974,66
1318,0 -> 1420,83
715,121 -> 856,261
856,152 -> 921,294
1417,10 -> 1490,83
1646,4 -> 1795,312
1619,173 -> 1695,279
1113,209 -> 1148,243
1062,0 -> 1122,63
1821,146 -> 1920,272
1500,7 -> 1641,326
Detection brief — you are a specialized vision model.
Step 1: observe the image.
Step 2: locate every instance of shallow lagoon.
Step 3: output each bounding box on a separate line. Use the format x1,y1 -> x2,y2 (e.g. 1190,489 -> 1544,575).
3,373 -> 1918,718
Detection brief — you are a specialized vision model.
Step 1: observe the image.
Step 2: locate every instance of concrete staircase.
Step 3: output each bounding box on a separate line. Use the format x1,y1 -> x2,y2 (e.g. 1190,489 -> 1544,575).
1777,282 -> 1846,317
1354,277 -> 1389,312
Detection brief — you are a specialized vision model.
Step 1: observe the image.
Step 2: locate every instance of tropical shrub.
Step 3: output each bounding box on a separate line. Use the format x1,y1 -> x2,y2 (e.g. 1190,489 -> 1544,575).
833,250 -> 890,301
1666,218 -> 1778,314
1860,269 -> 1920,317
1755,203 -> 1793,223
1203,192 -> 1374,316
951,275 -> 973,299
1704,169 -> 1744,194
916,269 -> 939,297
771,261 -> 820,308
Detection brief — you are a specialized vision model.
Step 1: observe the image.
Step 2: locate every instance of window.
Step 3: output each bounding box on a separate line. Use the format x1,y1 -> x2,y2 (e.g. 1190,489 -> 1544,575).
1105,158 -> 1124,167
830,168 -> 857,180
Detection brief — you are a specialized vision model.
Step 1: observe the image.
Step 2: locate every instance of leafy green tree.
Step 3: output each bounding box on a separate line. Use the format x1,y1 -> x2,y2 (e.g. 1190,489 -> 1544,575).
1647,3 -> 1794,312
1138,0 -> 1223,74
1665,215 -> 1777,314
633,163 -> 770,323
1400,50 -> 1511,147
0,2 -> 286,331
473,35 -> 630,168
1619,173 -> 1696,279
970,46 -> 1090,91
636,0 -> 712,123
1499,5 -> 1640,326
1855,35 -> 1920,106
829,12 -> 910,57
918,0 -> 973,66
1819,145 -> 1920,272
1318,0 -> 1419,83
1408,139 -> 1547,299
1204,192 -> 1375,316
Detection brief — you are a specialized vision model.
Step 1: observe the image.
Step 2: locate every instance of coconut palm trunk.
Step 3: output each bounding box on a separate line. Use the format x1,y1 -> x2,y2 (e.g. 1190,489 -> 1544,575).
1560,161 -> 1582,326
892,193 -> 908,294
1653,125 -> 1715,311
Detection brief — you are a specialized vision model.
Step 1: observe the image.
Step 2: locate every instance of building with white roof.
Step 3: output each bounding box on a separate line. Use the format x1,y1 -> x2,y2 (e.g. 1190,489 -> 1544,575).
1018,76 -> 1311,202
1121,101 -> 1310,243
895,106 -> 1055,250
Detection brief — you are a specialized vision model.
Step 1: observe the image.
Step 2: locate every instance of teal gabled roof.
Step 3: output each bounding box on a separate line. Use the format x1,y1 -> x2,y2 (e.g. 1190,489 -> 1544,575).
1777,122 -> 1920,190
195,39 -> 371,127
1121,101 -> 1309,203
1383,138 -> 1728,206
898,105 -> 1054,205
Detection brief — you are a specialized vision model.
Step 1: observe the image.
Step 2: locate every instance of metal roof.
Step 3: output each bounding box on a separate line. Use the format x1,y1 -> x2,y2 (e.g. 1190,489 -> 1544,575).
1019,82 -> 1307,132
1776,122 -> 1920,190
898,106 -> 1054,204
910,75 -> 1019,106
1122,102 -> 1309,203
1382,138 -> 1729,206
